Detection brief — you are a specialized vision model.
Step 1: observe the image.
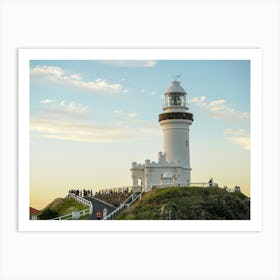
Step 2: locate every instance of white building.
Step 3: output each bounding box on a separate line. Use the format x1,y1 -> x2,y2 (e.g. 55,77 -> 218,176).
130,80 -> 194,191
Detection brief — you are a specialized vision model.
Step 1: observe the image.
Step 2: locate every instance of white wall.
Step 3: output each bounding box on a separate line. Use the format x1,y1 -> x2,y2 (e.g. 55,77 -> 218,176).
161,119 -> 192,168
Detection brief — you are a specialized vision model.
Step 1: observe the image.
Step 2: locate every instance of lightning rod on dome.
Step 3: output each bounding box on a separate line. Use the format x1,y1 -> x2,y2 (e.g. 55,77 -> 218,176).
173,73 -> 182,81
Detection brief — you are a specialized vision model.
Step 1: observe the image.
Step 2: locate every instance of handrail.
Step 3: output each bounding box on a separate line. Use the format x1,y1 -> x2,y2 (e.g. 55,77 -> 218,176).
104,186 -> 143,220
67,193 -> 93,214
51,213 -> 72,220
146,183 -> 243,197
121,185 -> 142,206
189,182 -> 219,188
50,208 -> 91,220
103,204 -> 125,220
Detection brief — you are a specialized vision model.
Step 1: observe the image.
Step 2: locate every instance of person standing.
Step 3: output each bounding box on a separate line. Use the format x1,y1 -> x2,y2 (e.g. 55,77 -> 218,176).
96,211 -> 102,220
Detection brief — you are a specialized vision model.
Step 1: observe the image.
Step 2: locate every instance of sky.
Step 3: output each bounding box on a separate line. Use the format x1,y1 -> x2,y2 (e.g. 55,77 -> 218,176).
30,60 -> 250,210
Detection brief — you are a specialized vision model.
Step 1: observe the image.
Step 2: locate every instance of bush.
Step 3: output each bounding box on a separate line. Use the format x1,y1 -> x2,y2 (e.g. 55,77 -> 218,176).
39,208 -> 59,220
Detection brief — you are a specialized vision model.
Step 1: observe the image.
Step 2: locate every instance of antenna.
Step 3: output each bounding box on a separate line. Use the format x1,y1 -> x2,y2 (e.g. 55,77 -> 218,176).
170,74 -> 181,82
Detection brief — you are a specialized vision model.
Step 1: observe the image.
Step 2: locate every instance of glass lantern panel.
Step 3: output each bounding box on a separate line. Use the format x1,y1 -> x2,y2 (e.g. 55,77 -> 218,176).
165,95 -> 186,107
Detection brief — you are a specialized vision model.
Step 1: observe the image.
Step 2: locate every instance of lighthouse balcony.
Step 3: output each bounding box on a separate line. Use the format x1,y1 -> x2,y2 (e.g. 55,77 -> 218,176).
159,112 -> 193,122
162,105 -> 189,113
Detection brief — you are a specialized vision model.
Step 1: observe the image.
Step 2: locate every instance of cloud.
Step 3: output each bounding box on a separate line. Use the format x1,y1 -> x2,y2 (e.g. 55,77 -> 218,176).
31,65 -> 127,95
99,60 -> 158,67
30,116 -> 160,143
30,65 -> 63,78
31,104 -> 159,143
112,110 -> 123,115
113,110 -> 138,118
190,96 -> 206,104
40,99 -> 55,104
224,129 -> 250,151
190,96 -> 249,122
127,113 -> 138,118
41,99 -> 88,119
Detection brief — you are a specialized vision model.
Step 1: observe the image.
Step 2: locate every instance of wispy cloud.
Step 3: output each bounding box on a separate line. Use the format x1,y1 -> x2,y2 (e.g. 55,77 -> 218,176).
99,60 -> 158,68
31,65 -> 127,95
31,103 -> 159,143
127,112 -> 138,118
31,65 -> 63,78
139,89 -> 157,96
224,129 -> 250,151
41,99 -> 88,119
190,96 -> 249,122
112,110 -> 123,115
40,99 -> 55,104
113,110 -> 138,118
31,117 -> 160,143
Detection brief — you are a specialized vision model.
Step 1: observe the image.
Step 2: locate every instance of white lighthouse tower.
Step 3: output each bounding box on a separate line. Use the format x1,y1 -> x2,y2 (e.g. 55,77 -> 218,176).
130,80 -> 193,190
159,80 -> 193,184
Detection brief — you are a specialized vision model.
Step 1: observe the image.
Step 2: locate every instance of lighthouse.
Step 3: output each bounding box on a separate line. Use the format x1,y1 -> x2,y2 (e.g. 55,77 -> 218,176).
159,80 -> 193,184
130,80 -> 193,191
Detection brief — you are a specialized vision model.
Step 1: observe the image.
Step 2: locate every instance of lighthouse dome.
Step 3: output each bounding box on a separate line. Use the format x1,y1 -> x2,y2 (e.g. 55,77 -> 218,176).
163,80 -> 188,109
165,81 -> 186,94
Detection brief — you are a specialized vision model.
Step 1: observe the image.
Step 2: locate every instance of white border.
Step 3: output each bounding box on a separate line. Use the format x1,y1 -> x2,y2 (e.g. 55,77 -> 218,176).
18,48 -> 262,232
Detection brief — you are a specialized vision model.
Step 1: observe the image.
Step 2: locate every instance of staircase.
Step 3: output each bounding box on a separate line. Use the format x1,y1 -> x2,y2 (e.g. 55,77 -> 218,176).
104,186 -> 143,220
69,186 -> 143,220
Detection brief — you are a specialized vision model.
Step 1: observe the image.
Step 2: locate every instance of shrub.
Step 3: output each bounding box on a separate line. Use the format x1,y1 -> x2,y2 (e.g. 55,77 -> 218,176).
39,208 -> 59,220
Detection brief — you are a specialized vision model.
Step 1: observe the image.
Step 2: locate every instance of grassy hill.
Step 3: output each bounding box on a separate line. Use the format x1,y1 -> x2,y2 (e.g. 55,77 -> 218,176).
42,197 -> 88,217
116,187 -> 250,220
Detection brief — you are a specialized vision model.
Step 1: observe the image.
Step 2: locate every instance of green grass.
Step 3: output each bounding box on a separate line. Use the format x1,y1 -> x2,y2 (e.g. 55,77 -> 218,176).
43,197 -> 89,217
116,187 -> 250,220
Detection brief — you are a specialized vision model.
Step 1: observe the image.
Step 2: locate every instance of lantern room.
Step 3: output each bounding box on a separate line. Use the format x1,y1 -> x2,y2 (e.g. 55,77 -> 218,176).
164,80 -> 187,109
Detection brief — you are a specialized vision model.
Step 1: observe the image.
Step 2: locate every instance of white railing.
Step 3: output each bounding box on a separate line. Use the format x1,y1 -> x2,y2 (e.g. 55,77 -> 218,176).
67,193 -> 93,215
223,186 -> 240,193
104,186 -> 143,220
50,208 -> 91,220
50,194 -> 93,220
148,182 -> 241,194
121,186 -> 143,206
189,182 -> 219,188
190,183 -> 240,193
146,183 -> 217,191
50,213 -> 72,220
148,184 -> 188,190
